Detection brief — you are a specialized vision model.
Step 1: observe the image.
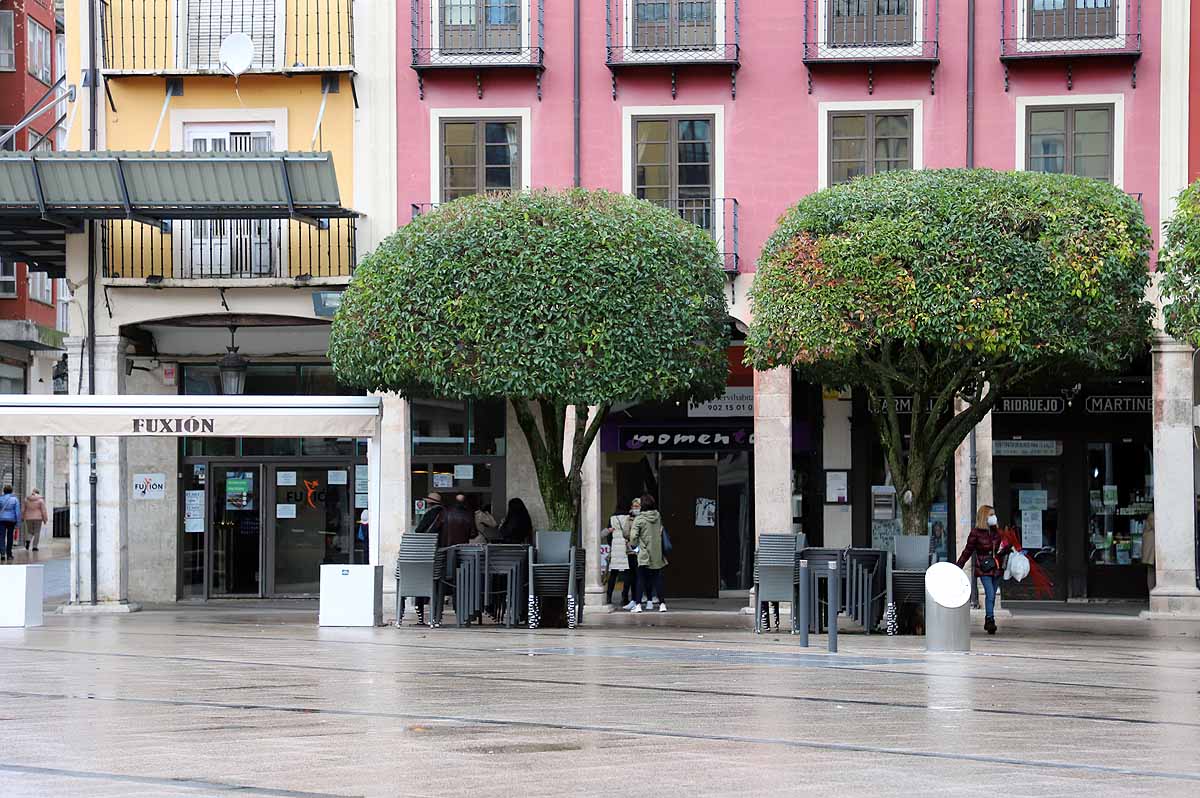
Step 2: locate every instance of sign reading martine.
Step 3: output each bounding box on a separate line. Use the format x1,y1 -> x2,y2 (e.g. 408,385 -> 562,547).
1085,396 -> 1151,414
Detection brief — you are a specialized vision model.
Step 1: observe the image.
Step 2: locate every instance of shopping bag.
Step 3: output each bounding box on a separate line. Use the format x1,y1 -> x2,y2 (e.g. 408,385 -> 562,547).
1006,550 -> 1031,582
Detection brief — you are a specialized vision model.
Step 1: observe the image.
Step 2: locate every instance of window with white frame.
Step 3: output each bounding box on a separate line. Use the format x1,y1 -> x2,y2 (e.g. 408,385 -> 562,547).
0,10 -> 15,71
0,126 -> 15,152
1026,104 -> 1114,182
0,260 -> 16,298
633,116 -> 715,232
182,122 -> 278,276
440,0 -> 521,53
56,280 -> 71,333
829,110 -> 913,185
28,19 -> 51,84
830,1 -> 914,47
440,118 -> 521,201
28,270 -> 52,305
633,1 -> 717,50
178,0 -> 281,71
1029,0 -> 1116,41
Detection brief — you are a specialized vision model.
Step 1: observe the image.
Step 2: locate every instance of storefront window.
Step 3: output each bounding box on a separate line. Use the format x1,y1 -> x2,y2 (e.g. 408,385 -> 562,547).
412,398 -> 505,456
1087,441 -> 1154,566
242,438 -> 300,457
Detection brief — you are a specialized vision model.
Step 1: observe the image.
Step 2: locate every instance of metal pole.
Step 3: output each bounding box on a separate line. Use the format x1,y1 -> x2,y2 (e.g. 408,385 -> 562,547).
966,0 -> 976,168
827,561 -> 839,653
797,560 -> 809,647
573,0 -> 581,187
87,0 -> 100,606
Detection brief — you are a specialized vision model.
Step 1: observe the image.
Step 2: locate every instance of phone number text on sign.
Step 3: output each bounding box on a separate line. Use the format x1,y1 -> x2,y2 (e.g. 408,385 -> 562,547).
688,387 -> 753,418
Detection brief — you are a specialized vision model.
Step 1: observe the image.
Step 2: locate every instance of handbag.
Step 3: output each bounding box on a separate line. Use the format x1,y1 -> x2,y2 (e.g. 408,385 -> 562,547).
977,536 -> 998,573
661,526 -> 673,557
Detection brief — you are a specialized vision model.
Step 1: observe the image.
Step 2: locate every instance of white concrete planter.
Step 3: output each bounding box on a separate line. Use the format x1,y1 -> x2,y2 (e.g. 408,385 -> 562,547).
0,564 -> 44,627
318,564 -> 383,627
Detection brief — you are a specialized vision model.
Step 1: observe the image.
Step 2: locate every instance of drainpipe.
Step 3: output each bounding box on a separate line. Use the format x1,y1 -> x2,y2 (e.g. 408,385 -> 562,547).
966,0 -> 978,522
87,0 -> 99,605
573,0 -> 581,187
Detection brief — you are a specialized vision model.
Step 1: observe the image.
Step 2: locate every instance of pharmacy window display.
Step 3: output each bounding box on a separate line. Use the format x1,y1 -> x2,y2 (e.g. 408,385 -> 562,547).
1086,441 -> 1153,568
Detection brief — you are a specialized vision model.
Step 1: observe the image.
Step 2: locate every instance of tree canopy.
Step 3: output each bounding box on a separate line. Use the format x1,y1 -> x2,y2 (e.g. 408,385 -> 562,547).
1159,179 -> 1200,345
330,189 -> 730,531
746,168 -> 1152,533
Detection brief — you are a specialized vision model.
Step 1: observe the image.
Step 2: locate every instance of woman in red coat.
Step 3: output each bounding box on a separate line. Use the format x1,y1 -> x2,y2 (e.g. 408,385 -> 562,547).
956,505 -> 1012,635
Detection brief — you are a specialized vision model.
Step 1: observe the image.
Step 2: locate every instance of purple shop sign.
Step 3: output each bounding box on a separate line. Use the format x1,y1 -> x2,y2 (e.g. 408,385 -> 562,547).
601,421 -> 813,453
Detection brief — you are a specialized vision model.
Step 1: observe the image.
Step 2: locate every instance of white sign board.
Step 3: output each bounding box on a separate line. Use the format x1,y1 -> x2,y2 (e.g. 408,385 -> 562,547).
1018,490 -> 1048,511
993,440 -> 1063,457
826,471 -> 849,504
276,471 -> 297,487
184,490 -> 205,534
1021,510 -> 1044,549
687,387 -> 754,418
276,503 -> 297,519
131,473 -> 167,500
695,497 -> 716,527
453,464 -> 475,481
355,466 -> 369,494
327,469 -> 348,486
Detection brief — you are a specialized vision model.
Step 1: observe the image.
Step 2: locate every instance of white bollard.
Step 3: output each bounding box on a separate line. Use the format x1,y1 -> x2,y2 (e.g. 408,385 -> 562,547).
925,562 -> 971,652
0,565 -> 44,627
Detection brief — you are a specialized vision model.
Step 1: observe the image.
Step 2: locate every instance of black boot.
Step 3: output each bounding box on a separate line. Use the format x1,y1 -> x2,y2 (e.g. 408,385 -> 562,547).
985,616 -> 997,635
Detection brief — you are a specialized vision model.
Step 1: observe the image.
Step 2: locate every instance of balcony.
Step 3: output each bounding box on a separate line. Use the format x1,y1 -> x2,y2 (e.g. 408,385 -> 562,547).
412,197 -> 739,274
1000,0 -> 1141,90
802,0 -> 940,95
605,0 -> 740,99
99,0 -> 355,76
101,216 -> 357,284
410,0 -> 545,100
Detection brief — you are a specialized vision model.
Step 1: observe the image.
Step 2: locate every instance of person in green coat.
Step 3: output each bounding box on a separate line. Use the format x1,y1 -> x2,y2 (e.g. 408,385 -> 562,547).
628,494 -> 668,613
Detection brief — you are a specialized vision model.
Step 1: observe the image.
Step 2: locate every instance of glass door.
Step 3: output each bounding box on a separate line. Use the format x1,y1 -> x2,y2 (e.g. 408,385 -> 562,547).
210,465 -> 263,596
269,465 -> 353,595
995,461 -> 1066,601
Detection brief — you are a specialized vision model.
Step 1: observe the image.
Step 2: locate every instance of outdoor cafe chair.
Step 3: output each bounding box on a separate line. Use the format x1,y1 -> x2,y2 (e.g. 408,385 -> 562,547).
527,531 -> 585,629
753,533 -> 805,634
394,532 -> 440,626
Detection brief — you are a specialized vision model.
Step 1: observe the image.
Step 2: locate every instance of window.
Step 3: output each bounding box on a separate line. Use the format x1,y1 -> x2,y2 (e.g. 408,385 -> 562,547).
1,11 -> 15,71
1029,0 -> 1116,41
633,1 -> 715,50
27,19 -> 51,84
440,0 -> 521,53
440,119 -> 520,201
831,0 -> 913,47
829,111 -> 913,185
412,399 -> 506,456
634,117 -> 714,231
0,260 -> 16,298
28,270 -> 52,305
56,281 -> 71,333
180,0 -> 280,71
0,126 -> 14,153
1026,105 -> 1114,181
29,131 -> 53,151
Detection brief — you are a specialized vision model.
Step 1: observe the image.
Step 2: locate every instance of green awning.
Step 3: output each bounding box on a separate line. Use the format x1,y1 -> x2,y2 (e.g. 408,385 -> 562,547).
0,150 -> 356,276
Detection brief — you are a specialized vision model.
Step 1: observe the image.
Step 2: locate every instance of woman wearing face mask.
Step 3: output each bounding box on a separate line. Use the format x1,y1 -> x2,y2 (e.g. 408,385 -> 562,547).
956,505 -> 1012,635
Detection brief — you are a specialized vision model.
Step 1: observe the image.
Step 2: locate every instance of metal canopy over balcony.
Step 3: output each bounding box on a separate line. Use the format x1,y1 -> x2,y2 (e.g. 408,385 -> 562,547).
605,0 -> 741,99
100,0 -> 356,76
802,0 -> 940,95
410,0 -> 546,101
0,151 -> 356,277
1000,0 -> 1141,90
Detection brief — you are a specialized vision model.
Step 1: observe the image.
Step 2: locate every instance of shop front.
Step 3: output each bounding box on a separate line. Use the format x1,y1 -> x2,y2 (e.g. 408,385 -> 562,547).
991,372 -> 1153,601
409,398 -> 507,530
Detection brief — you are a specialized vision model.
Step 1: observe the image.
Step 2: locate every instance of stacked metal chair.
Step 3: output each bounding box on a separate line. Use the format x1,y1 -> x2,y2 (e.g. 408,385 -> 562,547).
753,533 -> 805,633
527,531 -> 586,629
483,544 -> 529,627
448,545 -> 487,627
797,547 -> 844,633
393,533 -> 441,626
844,548 -> 888,634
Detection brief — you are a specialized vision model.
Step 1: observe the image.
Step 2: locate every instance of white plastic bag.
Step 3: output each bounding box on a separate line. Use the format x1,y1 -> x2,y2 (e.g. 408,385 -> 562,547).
1006,550 -> 1031,582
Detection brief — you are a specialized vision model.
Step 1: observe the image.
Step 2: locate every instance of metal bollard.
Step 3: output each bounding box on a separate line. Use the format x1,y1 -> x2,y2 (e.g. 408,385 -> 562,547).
797,559 -> 809,647
828,560 -> 839,654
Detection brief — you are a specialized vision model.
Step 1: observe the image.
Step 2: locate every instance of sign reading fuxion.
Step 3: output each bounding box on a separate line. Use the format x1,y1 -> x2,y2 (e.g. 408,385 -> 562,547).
132,417 -> 216,434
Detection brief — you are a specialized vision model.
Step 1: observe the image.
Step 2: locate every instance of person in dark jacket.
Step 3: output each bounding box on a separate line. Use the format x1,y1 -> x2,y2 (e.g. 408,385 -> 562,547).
496,498 -> 534,545
442,499 -> 475,548
956,504 -> 1012,635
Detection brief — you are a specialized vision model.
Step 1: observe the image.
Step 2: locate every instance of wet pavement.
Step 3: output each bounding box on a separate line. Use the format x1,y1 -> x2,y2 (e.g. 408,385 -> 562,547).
1,602 -> 1199,797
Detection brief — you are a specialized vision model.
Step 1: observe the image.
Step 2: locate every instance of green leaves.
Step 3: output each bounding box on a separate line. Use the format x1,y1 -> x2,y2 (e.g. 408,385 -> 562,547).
329,189 -> 730,406
1160,180 -> 1200,346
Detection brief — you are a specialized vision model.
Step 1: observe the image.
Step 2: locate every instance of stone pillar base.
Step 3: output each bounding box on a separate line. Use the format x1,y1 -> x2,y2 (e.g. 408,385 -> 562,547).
1142,586 -> 1200,620
58,601 -> 142,615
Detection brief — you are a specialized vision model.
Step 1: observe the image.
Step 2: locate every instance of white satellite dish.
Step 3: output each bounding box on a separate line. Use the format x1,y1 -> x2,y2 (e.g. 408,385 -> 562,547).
219,32 -> 255,77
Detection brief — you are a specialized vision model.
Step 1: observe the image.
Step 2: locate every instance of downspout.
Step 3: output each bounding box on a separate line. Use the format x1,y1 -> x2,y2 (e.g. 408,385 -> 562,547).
87,0 -> 99,605
573,0 -> 581,188
966,0 -> 978,523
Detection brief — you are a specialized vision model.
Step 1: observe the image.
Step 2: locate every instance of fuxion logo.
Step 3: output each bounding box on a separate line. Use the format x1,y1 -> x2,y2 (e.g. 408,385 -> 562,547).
131,417 -> 215,434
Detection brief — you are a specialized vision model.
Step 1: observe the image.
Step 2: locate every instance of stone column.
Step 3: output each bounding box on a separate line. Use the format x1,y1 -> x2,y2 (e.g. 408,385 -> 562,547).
754,367 -> 793,539
1147,334 -> 1200,618
377,393 -> 410,619
568,406 -> 607,610
61,334 -> 137,613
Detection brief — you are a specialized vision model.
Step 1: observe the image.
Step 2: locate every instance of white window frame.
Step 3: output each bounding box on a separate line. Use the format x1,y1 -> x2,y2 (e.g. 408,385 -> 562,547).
817,0 -> 923,60
429,107 -> 533,204
28,270 -> 52,305
0,10 -> 15,71
56,280 -> 71,333
620,0 -> 726,63
1018,0 -> 1126,53
0,126 -> 15,152
431,0 -> 532,65
0,259 -> 17,298
1015,93 -> 1124,189
622,104 -> 726,254
27,18 -> 51,84
818,98 -> 924,190
174,0 -> 287,72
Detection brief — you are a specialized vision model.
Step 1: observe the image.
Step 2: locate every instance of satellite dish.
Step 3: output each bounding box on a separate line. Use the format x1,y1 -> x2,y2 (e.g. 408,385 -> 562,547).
219,33 -> 255,77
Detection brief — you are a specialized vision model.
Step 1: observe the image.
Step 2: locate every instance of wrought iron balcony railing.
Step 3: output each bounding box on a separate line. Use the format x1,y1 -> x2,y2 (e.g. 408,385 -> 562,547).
802,0 -> 940,94
101,216 -> 357,281
605,0 -> 741,99
100,0 -> 355,76
1000,0 -> 1141,89
410,0 -> 545,100
412,197 -> 739,273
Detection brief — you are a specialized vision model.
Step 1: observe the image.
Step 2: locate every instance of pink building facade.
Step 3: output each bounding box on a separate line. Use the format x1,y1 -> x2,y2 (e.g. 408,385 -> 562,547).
395,1 -> 1189,609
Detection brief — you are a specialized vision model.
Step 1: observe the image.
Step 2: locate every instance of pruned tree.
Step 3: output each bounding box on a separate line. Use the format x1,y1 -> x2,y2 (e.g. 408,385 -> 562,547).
1159,179 -> 1200,344
746,169 -> 1152,536
329,189 -> 729,539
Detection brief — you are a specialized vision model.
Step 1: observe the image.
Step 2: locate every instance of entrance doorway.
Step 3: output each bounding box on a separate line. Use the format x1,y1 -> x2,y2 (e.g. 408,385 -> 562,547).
994,460 -> 1067,601
660,460 -> 720,598
211,465 -> 262,596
